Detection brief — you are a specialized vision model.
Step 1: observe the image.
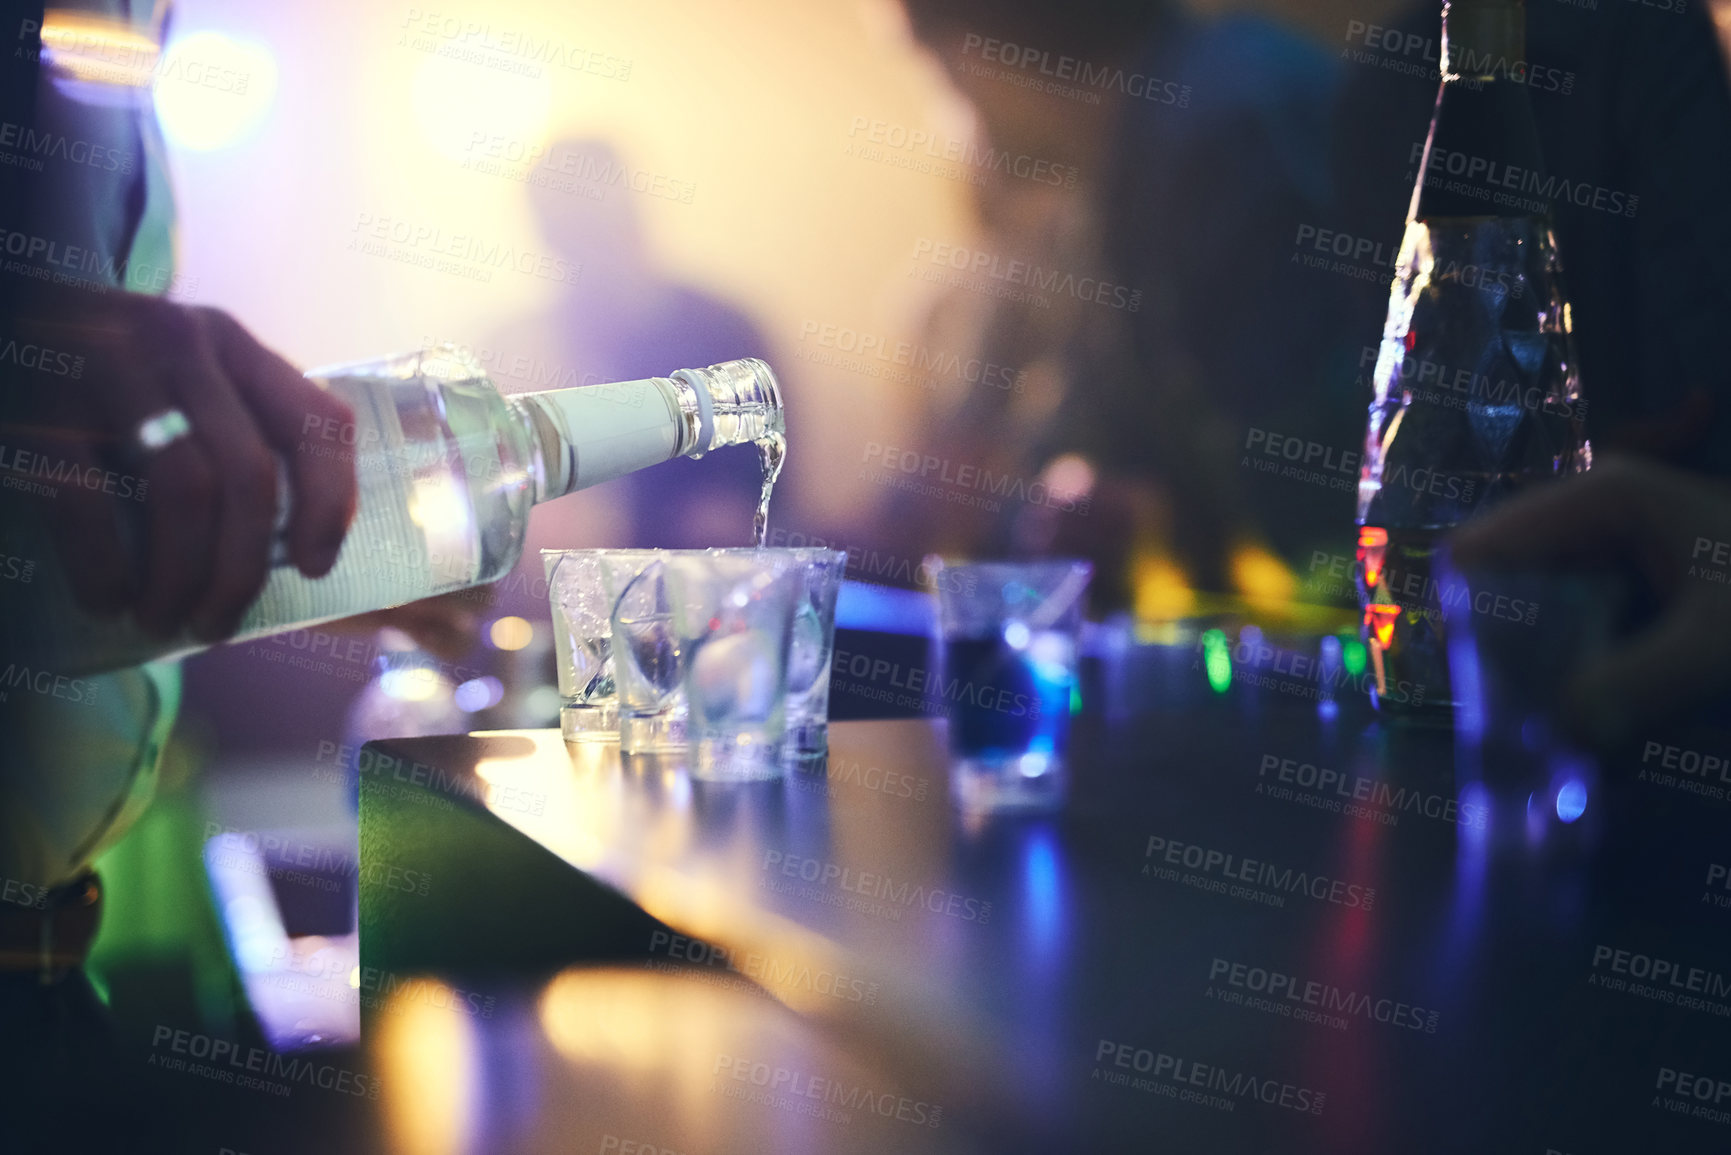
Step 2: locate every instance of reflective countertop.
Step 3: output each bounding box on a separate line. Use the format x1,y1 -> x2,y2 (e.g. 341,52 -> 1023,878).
135,635 -> 1731,1154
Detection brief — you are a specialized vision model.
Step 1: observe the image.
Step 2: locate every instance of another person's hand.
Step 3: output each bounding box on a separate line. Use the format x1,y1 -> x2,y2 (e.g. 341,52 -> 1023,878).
1448,456 -> 1731,750
7,285 -> 357,641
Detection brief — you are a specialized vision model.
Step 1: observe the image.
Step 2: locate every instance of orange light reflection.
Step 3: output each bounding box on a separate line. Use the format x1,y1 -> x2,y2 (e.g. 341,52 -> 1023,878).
41,12 -> 160,87
377,979 -> 478,1155
475,733 -> 859,1019
1364,604 -> 1400,652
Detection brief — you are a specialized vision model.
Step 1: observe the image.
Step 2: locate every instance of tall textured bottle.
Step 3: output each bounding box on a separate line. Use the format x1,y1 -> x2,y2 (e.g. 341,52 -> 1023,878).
1355,0 -> 1589,720
23,346 -> 784,675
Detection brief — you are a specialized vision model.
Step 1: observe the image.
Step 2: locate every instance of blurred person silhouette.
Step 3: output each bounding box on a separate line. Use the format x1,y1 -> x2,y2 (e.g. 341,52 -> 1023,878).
882,0 -> 1348,612
483,137 -> 772,621
883,0 -> 1731,616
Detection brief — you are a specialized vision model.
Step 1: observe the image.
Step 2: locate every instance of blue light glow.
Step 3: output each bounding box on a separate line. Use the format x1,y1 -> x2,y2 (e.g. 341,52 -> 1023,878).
1021,828 -> 1064,964
834,580 -> 934,636
1458,783 -> 1491,846
1555,778 -> 1588,823
1450,628 -> 1486,743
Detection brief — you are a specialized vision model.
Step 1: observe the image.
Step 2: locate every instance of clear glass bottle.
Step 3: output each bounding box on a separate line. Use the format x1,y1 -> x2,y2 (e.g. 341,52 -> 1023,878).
1355,0 -> 1589,721
26,346 -> 784,675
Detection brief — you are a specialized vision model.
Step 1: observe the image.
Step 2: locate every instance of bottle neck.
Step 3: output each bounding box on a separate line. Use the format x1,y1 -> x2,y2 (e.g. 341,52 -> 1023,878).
1443,0 -> 1525,81
508,358 -> 785,504
1411,0 -> 1542,222
673,357 -> 784,458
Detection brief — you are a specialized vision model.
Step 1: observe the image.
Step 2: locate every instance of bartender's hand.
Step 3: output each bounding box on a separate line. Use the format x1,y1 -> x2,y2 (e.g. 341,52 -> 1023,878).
7,285 -> 358,641
1449,456 -> 1731,749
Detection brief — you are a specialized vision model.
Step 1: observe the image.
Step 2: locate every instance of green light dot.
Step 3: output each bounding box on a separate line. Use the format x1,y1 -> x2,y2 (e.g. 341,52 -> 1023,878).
1342,637 -> 1367,677
1202,628 -> 1232,694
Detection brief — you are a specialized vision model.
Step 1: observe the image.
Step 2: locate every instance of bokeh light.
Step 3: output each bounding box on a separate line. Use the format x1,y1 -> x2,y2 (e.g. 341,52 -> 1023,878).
410,47 -> 552,162
489,615 -> 535,650
153,31 -> 278,151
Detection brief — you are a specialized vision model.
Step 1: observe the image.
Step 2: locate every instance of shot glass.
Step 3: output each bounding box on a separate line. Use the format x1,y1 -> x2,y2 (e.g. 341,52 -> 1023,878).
544,549 -> 636,743
664,551 -> 801,781
785,550 -> 846,763
929,559 -> 1092,814
714,548 -> 845,762
602,552 -> 688,754
1443,560 -> 1624,853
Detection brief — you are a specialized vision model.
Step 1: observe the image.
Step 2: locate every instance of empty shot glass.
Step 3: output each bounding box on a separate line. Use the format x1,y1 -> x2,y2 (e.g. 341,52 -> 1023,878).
665,551 -> 801,781
928,559 -> 1092,814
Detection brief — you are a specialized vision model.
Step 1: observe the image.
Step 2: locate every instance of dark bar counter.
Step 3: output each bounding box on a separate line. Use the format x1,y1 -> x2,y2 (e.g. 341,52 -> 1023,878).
100,630 -> 1731,1154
